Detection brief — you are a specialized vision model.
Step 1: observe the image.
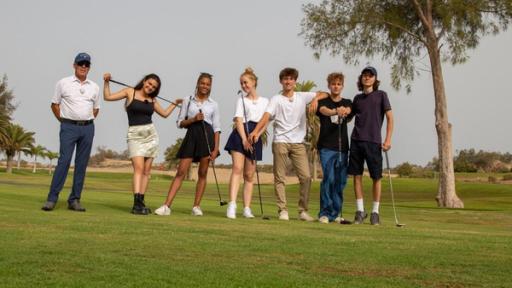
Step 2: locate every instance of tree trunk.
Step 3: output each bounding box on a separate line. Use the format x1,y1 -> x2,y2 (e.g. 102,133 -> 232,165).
427,43 -> 464,208
16,151 -> 21,170
186,163 -> 193,181
312,151 -> 318,181
6,154 -> 14,173
33,156 -> 37,173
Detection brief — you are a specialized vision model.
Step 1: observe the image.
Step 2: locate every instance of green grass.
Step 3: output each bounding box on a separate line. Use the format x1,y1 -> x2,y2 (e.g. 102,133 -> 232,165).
1,169 -> 512,287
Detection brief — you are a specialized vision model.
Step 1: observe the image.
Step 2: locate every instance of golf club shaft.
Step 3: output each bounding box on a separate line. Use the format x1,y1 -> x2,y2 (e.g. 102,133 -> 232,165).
108,79 -> 181,107
199,109 -> 224,205
385,151 -> 401,225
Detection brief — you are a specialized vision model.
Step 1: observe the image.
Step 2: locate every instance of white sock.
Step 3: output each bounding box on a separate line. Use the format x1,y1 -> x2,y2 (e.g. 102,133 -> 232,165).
356,198 -> 364,212
372,201 -> 380,213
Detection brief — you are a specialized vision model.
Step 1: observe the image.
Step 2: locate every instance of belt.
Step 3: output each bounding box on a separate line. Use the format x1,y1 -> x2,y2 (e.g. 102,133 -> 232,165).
61,118 -> 94,126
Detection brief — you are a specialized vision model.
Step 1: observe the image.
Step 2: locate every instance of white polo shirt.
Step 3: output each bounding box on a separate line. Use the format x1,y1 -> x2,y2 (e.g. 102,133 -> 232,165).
266,92 -> 316,143
234,96 -> 269,123
176,95 -> 221,132
52,75 -> 100,121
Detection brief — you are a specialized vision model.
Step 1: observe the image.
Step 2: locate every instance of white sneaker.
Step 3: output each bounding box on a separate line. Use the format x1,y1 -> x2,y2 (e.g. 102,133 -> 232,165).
299,211 -> 315,222
191,206 -> 203,216
278,210 -> 289,221
226,202 -> 236,219
154,205 -> 171,216
243,207 -> 255,218
319,216 -> 329,224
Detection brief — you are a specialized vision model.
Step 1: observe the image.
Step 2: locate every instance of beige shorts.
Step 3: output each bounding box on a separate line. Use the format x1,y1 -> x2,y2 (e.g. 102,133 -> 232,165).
126,123 -> 159,158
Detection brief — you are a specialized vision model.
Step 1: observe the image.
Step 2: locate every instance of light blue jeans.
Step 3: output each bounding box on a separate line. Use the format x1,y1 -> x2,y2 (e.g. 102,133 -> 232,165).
318,148 -> 348,221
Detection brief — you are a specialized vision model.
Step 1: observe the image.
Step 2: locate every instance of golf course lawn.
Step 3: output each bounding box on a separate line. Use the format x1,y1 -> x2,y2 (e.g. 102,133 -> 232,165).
1,169 -> 511,287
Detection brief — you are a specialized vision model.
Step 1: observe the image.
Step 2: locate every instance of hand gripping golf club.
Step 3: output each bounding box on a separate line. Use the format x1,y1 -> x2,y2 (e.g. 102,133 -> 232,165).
239,91 -> 270,220
385,151 -> 405,227
108,79 -> 181,107
199,109 -> 227,206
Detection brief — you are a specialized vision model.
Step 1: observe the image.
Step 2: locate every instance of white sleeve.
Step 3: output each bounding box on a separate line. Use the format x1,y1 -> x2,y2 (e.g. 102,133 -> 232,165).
234,98 -> 244,120
265,96 -> 278,117
176,97 -> 189,128
212,102 -> 221,133
298,92 -> 316,103
93,84 -> 100,109
51,80 -> 62,104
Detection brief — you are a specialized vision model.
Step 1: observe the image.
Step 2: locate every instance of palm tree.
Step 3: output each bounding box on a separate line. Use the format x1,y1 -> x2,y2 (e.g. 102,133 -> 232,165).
29,145 -> 47,173
45,151 -> 59,175
0,113 -> 9,146
2,123 -> 35,173
295,80 -> 320,181
15,129 -> 35,170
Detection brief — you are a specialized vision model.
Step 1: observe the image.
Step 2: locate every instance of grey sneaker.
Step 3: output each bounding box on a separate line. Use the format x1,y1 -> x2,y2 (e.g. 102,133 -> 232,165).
370,212 -> 380,225
41,201 -> 56,211
354,211 -> 367,224
68,200 -> 86,212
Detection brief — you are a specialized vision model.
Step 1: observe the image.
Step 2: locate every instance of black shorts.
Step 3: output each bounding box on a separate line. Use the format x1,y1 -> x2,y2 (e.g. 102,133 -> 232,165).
348,140 -> 382,179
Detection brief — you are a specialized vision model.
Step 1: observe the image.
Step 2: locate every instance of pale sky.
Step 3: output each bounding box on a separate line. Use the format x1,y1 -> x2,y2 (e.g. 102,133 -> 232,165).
1,0 -> 511,167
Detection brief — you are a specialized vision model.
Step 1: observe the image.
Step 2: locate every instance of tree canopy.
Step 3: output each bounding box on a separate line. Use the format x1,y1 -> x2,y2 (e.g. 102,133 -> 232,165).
301,0 -> 512,92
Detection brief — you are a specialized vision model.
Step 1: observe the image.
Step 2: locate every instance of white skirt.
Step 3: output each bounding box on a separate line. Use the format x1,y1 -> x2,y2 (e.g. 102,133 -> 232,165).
126,123 -> 159,158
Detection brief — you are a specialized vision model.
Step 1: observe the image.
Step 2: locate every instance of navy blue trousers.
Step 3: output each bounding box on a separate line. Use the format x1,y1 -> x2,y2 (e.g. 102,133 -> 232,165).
46,122 -> 94,203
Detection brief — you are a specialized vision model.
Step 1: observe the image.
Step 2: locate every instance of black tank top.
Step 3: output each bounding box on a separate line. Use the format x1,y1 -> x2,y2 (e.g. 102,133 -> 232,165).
127,91 -> 154,126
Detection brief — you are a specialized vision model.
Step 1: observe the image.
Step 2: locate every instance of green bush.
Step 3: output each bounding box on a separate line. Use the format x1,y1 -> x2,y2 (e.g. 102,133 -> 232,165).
502,174 -> 512,181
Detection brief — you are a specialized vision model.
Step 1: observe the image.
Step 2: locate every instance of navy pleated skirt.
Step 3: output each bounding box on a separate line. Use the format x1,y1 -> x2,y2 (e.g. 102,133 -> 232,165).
224,121 -> 263,161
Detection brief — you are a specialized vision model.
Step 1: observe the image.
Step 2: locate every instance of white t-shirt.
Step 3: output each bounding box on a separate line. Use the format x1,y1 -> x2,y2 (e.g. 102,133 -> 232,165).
52,75 -> 100,121
234,96 -> 269,123
265,92 -> 316,143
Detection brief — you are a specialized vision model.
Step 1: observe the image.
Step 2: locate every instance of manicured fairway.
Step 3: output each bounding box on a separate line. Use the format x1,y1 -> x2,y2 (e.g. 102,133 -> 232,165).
1,170 -> 511,287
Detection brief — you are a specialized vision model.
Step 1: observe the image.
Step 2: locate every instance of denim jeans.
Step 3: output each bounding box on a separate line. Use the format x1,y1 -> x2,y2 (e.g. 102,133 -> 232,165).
318,148 -> 348,221
47,122 -> 94,203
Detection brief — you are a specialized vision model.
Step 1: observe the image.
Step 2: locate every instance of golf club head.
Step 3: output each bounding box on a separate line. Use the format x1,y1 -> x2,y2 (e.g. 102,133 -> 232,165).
339,219 -> 352,225
262,216 -> 271,220
396,223 -> 406,228
219,200 -> 228,206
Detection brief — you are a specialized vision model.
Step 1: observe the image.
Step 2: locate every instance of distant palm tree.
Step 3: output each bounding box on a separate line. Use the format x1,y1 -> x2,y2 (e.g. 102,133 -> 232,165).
29,145 -> 47,173
15,129 -> 35,170
2,123 -> 35,173
45,151 -> 59,175
295,80 -> 320,181
0,113 -> 9,146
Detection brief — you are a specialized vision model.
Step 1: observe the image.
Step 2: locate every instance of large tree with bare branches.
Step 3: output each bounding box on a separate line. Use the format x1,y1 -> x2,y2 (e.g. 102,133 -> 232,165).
301,0 -> 512,208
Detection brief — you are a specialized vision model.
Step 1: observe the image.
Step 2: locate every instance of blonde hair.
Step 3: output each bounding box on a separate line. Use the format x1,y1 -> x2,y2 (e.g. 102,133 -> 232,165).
240,67 -> 258,87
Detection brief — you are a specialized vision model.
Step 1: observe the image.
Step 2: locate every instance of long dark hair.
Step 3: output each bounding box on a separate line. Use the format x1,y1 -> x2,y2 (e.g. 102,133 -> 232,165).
134,74 -> 161,98
357,74 -> 380,91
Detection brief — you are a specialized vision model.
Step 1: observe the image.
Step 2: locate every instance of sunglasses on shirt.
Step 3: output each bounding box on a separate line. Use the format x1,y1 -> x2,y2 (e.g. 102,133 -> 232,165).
76,61 -> 91,68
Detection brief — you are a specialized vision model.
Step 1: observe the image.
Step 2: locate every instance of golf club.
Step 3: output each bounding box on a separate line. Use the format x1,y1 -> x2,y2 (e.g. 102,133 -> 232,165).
239,90 -> 270,220
338,114 -> 352,225
385,151 -> 406,227
199,109 -> 227,206
108,79 -> 181,107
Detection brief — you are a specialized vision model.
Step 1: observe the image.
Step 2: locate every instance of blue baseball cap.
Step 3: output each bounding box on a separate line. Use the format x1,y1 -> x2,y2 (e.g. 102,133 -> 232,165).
361,66 -> 377,77
74,52 -> 91,64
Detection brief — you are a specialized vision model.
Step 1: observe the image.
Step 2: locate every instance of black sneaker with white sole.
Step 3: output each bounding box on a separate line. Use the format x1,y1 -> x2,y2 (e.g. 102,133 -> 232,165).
354,211 -> 368,224
370,212 -> 380,225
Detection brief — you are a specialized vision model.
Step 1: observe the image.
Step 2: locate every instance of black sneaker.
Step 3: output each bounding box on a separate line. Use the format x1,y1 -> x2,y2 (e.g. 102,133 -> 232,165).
370,212 -> 380,225
68,200 -> 86,212
354,211 -> 367,224
41,201 -> 56,211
